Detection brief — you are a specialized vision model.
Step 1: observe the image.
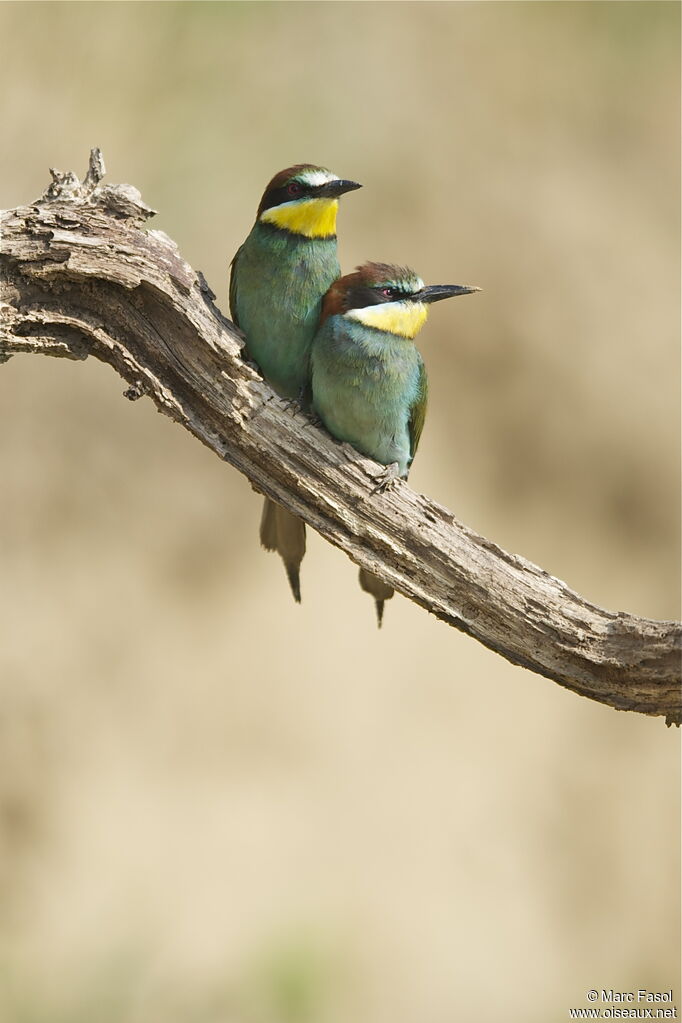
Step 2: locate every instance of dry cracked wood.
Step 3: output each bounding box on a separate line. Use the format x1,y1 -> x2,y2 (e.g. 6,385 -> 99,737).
1,151 -> 680,724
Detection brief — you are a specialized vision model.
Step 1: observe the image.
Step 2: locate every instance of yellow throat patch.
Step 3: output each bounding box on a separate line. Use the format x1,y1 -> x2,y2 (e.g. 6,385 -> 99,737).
260,197 -> 339,239
348,301 -> 429,339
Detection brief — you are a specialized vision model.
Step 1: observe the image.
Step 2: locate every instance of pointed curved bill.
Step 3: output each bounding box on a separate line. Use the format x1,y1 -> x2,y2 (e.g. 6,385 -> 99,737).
313,178 -> 362,199
415,284 -> 481,303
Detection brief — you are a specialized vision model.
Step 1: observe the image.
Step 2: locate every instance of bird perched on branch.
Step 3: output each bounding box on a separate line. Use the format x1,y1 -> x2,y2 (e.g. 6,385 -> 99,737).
311,262 -> 479,625
230,164 -> 361,601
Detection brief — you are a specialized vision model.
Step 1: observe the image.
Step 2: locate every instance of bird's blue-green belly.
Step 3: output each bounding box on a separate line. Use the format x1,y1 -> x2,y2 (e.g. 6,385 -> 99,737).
234,228 -> 339,399
311,319 -> 420,477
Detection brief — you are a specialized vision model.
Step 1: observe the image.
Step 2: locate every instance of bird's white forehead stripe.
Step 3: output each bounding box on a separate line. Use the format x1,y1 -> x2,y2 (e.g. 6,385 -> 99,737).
297,169 -> 338,187
376,276 -> 424,293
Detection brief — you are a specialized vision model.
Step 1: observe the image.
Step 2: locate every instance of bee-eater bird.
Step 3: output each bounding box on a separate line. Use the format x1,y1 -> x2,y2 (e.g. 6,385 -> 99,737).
311,262 -> 479,626
229,164 -> 361,602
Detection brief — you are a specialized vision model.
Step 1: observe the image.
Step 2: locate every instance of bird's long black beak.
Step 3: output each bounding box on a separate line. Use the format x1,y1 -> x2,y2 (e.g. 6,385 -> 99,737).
415,284 -> 481,303
314,178 -> 362,199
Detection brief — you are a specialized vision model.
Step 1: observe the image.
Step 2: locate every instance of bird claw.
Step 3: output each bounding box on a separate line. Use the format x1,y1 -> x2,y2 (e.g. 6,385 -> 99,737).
371,463 -> 401,493
281,385 -> 310,418
281,396 -> 302,416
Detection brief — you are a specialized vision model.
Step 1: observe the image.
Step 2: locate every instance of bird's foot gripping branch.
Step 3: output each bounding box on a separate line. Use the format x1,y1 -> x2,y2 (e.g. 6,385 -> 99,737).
1,150 -> 679,723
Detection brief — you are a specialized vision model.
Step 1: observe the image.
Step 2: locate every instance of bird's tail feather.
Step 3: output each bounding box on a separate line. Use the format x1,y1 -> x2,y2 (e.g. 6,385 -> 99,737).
260,497 -> 306,603
358,567 -> 394,628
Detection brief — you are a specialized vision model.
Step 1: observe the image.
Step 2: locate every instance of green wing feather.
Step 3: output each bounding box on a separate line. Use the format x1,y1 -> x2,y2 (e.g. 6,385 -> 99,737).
228,245 -> 243,326
408,359 -> 428,464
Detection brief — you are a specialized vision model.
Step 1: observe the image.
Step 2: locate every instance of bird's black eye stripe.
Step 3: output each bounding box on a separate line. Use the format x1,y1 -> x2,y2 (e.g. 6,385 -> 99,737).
260,182 -> 310,212
373,285 -> 405,301
342,284 -> 409,311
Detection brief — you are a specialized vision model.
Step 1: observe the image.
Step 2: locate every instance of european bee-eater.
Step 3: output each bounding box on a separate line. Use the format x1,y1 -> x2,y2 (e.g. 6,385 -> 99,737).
230,164 -> 361,602
311,262 -> 479,625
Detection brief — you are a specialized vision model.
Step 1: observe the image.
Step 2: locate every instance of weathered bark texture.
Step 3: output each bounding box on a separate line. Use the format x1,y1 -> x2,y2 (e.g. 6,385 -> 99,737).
1,152 -> 680,724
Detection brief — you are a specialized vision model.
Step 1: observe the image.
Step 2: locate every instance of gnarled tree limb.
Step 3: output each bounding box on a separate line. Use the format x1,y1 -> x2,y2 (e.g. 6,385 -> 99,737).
1,151 -> 680,724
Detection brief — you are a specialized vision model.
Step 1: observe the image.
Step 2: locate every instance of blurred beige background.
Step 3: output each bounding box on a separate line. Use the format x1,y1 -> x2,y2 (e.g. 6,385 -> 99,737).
0,3 -> 679,1021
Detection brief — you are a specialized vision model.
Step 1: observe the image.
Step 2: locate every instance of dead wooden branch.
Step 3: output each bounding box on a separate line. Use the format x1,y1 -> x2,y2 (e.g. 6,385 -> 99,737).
1,151 -> 679,723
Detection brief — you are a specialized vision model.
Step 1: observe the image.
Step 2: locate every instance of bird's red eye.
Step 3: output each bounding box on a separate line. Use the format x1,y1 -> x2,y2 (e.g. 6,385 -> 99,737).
382,288 -> 394,298
287,182 -> 302,197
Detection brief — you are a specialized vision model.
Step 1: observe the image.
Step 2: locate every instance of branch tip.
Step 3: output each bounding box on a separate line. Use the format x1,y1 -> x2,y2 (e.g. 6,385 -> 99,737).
83,148 -> 106,192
